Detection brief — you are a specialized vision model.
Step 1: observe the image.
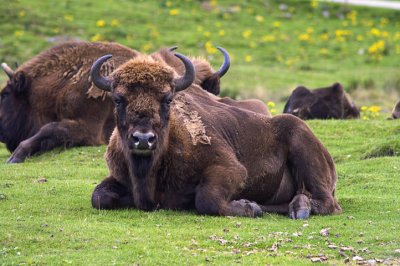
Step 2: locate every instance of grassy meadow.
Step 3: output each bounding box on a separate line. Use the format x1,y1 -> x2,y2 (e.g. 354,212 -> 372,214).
0,0 -> 400,265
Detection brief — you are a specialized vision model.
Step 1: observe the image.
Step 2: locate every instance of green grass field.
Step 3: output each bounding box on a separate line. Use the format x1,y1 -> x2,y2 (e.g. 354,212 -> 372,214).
1,0 -> 400,265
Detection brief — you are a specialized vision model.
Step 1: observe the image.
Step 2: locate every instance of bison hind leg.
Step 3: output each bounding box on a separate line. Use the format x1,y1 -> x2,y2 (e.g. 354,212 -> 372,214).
289,194 -> 311,219
91,177 -> 134,210
229,199 -> 263,218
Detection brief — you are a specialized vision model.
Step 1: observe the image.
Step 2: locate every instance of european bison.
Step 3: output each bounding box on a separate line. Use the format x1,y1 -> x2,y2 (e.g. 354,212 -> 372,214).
0,42 -> 138,163
0,42 -> 230,163
90,52 -> 341,219
283,83 -> 360,120
392,100 -> 400,119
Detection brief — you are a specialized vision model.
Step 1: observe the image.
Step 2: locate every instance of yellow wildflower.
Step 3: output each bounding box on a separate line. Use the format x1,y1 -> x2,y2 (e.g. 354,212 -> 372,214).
370,28 -> 380,37
267,101 -> 275,108
368,40 -> 385,54
165,1 -> 172,7
90,33 -> 102,42
368,106 -> 381,113
111,19 -> 120,27
319,48 -> 329,55
19,10 -> 25,17
356,35 -> 364,41
270,109 -> 277,115
273,21 -> 281,28
361,106 -> 368,111
64,15 -> 74,22
244,55 -> 252,62
298,33 -> 311,42
262,35 -> 276,42
218,30 -> 225,37
205,41 -> 217,54
169,9 -> 180,16
306,27 -> 314,34
203,31 -> 211,37
242,30 -> 252,39
311,0 -> 318,8
14,30 -> 24,37
141,43 -> 153,52
320,33 -> 329,41
380,17 -> 388,27
96,20 -> 106,27
255,15 -> 264,23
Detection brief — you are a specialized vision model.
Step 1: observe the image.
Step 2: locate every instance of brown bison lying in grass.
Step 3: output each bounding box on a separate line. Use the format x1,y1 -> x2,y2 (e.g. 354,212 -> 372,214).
283,83 -> 360,120
90,51 -> 341,219
0,42 -> 232,163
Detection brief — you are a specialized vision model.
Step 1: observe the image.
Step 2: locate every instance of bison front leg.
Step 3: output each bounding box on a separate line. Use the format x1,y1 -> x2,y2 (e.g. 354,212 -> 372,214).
92,176 -> 134,209
195,163 -> 262,218
7,119 -> 101,163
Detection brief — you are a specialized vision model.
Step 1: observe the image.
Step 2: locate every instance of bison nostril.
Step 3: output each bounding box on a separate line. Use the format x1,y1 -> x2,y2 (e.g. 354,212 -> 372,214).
132,135 -> 140,144
148,135 -> 155,144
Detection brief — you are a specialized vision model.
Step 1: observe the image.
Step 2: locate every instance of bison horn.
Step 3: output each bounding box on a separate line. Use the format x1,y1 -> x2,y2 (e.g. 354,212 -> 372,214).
90,54 -> 113,92
173,53 -> 195,92
215,47 -> 230,78
1,63 -> 14,79
168,46 -> 178,51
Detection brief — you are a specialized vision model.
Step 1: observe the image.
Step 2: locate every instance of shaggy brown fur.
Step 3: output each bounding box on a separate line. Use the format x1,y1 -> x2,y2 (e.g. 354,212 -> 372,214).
392,100 -> 400,119
283,83 -> 360,120
0,43 -> 234,163
91,54 -> 341,219
0,41 -> 139,163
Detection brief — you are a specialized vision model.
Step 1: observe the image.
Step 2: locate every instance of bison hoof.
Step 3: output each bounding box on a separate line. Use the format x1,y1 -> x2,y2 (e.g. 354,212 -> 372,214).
231,199 -> 263,218
6,155 -> 24,164
289,208 -> 310,220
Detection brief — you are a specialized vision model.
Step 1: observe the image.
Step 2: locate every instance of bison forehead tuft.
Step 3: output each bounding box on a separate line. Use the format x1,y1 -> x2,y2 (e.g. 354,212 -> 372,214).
112,56 -> 175,89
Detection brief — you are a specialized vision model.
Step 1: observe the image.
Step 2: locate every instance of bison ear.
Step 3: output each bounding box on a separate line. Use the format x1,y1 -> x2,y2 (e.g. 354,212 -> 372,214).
331,82 -> 344,94
13,71 -> 30,95
201,74 -> 220,95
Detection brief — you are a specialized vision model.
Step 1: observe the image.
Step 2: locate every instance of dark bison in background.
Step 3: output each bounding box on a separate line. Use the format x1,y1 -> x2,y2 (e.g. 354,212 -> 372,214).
283,82 -> 360,120
0,42 -> 231,163
392,100 -> 400,119
90,52 -> 341,219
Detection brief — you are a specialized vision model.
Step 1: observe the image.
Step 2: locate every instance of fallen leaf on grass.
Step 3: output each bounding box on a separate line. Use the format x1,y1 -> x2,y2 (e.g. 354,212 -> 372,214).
352,255 -> 363,261
37,177 -> 47,183
320,228 -> 330,236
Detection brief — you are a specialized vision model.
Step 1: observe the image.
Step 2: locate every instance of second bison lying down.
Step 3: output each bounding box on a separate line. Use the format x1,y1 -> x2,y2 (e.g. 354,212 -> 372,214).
283,83 -> 360,120
0,42 -> 233,163
90,52 -> 341,219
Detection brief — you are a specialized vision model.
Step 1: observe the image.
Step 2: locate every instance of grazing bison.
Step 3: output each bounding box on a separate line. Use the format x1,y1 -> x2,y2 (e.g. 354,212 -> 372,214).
90,52 -> 341,219
0,42 -> 231,163
283,83 -> 360,120
392,100 -> 400,119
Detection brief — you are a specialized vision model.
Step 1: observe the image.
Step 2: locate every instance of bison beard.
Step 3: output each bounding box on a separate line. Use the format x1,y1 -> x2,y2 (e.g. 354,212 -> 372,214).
90,52 -> 341,219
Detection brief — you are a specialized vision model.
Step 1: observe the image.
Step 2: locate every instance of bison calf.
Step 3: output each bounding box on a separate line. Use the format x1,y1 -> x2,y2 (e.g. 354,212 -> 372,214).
90,51 -> 341,219
283,83 -> 360,120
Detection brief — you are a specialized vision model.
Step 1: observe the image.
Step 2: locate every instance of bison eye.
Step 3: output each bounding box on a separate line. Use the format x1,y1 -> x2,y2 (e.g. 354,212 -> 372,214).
112,94 -> 125,107
0,91 -> 10,102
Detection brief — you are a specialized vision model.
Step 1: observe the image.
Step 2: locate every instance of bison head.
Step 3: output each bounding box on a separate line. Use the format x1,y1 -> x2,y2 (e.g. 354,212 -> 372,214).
0,63 -> 32,151
90,53 -> 194,159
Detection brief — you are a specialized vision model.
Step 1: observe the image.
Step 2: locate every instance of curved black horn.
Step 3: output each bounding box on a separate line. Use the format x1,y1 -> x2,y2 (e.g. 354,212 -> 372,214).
215,47 -> 230,78
1,63 -> 14,79
174,53 -> 195,92
169,46 -> 178,51
90,54 -> 113,92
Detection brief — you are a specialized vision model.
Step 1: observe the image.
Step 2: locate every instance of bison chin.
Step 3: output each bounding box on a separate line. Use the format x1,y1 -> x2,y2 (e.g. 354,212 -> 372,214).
131,149 -> 154,157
